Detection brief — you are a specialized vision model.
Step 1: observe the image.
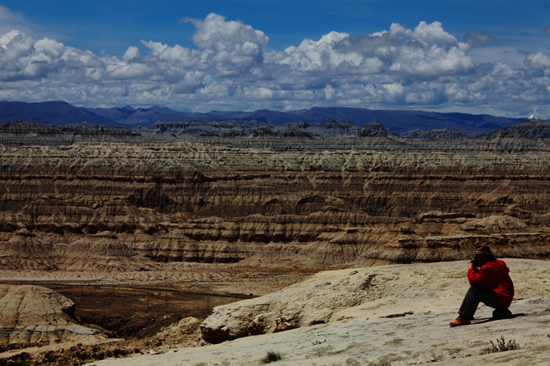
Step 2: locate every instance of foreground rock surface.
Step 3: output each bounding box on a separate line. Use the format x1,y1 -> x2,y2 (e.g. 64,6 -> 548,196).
83,259 -> 550,366
0,285 -> 106,348
199,258 -> 550,342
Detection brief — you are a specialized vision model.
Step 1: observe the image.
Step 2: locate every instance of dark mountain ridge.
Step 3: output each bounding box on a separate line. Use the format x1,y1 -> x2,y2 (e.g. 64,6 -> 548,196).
86,104 -> 521,134
0,100 -> 525,135
0,101 -> 120,127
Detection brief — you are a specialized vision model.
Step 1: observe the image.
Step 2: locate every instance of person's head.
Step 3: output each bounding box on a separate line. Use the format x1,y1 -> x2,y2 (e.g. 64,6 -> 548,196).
474,246 -> 495,266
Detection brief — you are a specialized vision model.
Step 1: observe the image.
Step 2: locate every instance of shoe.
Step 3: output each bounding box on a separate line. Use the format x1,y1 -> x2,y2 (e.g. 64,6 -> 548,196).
449,316 -> 471,327
492,308 -> 512,319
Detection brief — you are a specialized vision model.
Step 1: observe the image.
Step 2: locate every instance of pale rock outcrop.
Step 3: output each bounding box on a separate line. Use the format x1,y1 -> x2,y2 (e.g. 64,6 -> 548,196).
0,285 -> 106,347
199,258 -> 550,343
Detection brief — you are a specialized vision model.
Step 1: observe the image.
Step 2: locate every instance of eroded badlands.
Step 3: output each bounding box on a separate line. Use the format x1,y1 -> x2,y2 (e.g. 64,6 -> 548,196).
1,143 -> 550,273
1,130 -> 550,363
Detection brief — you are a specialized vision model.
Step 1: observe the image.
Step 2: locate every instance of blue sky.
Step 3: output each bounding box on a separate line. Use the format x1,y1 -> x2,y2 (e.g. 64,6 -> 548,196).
1,0 -> 550,118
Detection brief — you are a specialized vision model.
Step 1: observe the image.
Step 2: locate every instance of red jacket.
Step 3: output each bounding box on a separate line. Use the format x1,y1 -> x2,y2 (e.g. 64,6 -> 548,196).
467,259 -> 514,307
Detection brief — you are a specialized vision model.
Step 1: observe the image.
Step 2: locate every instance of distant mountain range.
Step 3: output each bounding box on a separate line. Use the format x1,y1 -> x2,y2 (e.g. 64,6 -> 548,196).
0,100 -> 525,135
0,101 -> 117,127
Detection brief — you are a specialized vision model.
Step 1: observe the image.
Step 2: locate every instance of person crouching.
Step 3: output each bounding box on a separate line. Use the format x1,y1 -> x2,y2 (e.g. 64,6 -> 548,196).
450,246 -> 514,327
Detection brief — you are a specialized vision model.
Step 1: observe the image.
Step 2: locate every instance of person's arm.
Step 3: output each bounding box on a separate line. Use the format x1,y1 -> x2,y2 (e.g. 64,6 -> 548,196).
468,264 -> 497,285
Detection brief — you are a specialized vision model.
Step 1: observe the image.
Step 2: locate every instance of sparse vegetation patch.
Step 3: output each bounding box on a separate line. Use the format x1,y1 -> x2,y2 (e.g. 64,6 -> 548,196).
260,350 -> 283,363
485,335 -> 521,353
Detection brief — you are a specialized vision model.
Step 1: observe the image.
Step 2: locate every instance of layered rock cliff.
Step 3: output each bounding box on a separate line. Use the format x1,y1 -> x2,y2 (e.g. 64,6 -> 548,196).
1,142 -> 550,270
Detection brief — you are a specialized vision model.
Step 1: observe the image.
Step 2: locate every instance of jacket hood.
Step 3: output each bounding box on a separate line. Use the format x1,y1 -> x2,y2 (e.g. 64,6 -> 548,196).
483,259 -> 509,274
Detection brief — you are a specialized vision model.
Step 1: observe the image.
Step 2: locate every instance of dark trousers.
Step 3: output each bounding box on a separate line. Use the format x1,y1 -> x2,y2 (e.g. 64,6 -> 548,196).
459,286 -> 509,320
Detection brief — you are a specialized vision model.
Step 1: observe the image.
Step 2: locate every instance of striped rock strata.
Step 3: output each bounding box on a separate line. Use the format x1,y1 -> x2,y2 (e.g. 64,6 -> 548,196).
1,143 -> 550,270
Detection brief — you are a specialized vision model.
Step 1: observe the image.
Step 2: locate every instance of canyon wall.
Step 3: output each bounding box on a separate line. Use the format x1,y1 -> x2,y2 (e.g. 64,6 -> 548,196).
1,142 -> 550,270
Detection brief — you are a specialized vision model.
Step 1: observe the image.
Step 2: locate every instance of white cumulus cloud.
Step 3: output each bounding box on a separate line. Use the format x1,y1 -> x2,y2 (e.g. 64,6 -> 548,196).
524,52 -> 550,69
0,11 -> 550,118
180,13 -> 268,77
